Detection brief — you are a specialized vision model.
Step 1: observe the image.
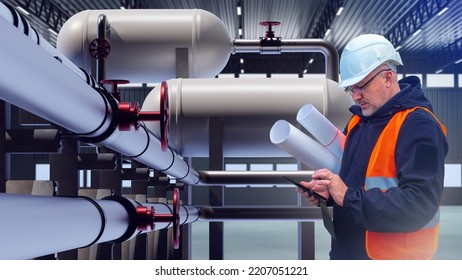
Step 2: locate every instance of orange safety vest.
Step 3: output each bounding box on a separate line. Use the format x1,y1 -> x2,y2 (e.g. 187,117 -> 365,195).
346,106 -> 447,260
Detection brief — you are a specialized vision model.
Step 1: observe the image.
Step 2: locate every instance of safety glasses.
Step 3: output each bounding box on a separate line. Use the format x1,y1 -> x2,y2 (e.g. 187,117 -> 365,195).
344,68 -> 391,96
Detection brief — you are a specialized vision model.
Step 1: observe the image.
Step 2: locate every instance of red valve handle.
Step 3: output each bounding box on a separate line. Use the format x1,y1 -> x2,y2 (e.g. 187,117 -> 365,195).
116,81 -> 169,152
259,21 -> 281,39
89,38 -> 111,59
101,79 -> 130,101
134,187 -> 180,249
159,81 -> 169,152
172,187 -> 180,249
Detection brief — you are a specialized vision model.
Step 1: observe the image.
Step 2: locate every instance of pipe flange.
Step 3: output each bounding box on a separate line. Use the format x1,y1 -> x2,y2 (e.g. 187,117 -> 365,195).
102,195 -> 138,243
79,87 -> 119,144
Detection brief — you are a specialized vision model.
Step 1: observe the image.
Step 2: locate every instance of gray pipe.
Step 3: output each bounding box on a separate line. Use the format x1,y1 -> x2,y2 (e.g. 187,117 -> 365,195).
0,193 -> 199,259
198,170 -> 313,185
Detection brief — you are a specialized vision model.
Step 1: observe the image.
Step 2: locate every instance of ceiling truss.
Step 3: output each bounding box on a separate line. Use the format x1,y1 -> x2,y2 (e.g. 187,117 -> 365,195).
385,0 -> 454,47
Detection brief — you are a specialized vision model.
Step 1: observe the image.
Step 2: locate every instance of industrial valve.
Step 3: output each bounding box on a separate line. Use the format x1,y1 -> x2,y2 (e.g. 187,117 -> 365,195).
102,80 -> 170,152
259,21 -> 282,54
101,79 -> 129,101
135,188 -> 181,249
260,21 -> 281,39
89,37 -> 111,60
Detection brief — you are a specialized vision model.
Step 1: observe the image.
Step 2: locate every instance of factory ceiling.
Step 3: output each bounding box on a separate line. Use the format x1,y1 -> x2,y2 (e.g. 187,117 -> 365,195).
4,0 -> 462,76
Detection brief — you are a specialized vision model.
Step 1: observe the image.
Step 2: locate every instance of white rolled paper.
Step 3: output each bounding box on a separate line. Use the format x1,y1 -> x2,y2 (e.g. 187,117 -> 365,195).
296,104 -> 345,161
270,120 -> 340,173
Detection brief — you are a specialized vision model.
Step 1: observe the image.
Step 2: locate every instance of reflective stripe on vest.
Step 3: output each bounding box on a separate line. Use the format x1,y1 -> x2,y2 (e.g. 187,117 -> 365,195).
365,177 -> 441,230
346,106 -> 447,260
364,176 -> 398,191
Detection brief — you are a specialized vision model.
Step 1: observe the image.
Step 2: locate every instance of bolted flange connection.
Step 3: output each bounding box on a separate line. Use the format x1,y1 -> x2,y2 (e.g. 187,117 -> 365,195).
116,81 -> 169,152
135,188 -> 181,249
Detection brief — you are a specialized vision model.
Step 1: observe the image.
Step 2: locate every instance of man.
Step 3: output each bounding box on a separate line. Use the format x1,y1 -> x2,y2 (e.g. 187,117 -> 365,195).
298,34 -> 448,260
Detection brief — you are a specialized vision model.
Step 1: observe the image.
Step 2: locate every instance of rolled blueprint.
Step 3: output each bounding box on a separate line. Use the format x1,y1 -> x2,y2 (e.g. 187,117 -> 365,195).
296,104 -> 345,161
270,120 -> 340,173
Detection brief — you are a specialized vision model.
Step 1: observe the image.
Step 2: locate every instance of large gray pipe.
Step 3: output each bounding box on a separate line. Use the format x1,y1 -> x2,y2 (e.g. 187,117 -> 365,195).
0,193 -> 199,260
0,4 -> 199,185
142,78 -> 354,157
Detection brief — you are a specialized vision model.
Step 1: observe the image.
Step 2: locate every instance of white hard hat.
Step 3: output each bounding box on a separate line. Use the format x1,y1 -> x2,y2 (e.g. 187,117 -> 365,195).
338,34 -> 403,88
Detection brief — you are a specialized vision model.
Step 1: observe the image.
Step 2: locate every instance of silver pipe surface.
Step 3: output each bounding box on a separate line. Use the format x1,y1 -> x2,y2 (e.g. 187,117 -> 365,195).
0,10 -> 199,184
233,38 -> 339,82
0,193 -> 199,259
0,193 -> 126,259
198,206 -> 323,222
198,170 -> 313,185
0,2 -> 99,86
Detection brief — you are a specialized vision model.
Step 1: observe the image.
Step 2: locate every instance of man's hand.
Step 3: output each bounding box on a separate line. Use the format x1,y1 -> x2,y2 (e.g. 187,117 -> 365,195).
296,168 -> 348,206
296,180 -> 330,206
311,168 -> 348,206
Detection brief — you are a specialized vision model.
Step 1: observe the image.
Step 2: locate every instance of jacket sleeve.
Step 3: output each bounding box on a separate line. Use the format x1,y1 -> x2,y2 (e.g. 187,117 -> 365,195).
342,110 -> 448,232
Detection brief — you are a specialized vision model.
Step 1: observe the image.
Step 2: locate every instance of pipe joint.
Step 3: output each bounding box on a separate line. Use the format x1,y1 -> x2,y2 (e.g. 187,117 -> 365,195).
259,21 -> 282,54
259,41 -> 282,54
117,81 -> 169,151
135,188 -> 181,249
101,195 -> 139,243
77,87 -> 119,144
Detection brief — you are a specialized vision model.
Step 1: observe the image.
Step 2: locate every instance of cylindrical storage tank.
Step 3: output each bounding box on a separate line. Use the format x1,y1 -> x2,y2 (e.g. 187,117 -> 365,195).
57,9 -> 233,82
142,78 -> 354,157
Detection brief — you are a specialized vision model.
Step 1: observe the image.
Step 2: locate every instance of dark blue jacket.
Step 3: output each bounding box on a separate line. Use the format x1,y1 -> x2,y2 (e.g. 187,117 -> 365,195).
330,76 -> 448,260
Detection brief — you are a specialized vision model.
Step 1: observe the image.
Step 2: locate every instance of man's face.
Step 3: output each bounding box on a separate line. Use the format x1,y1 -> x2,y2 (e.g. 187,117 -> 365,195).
348,67 -> 392,116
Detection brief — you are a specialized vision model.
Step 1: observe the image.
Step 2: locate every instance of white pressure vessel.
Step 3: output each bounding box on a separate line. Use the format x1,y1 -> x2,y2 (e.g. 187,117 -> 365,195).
142,78 -> 354,157
57,9 -> 233,82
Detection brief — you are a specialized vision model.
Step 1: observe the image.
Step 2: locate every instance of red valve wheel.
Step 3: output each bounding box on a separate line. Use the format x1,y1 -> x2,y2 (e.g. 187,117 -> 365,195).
89,38 -> 111,59
259,21 -> 281,39
160,81 -> 170,152
259,21 -> 281,27
172,187 -> 180,249
101,79 -> 130,87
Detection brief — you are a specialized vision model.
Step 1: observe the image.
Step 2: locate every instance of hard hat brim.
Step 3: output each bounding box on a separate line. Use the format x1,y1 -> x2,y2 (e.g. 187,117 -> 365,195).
337,55 -> 403,88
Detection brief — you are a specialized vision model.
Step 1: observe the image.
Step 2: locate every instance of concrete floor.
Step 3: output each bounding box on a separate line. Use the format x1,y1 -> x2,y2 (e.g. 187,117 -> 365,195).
191,206 -> 462,260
